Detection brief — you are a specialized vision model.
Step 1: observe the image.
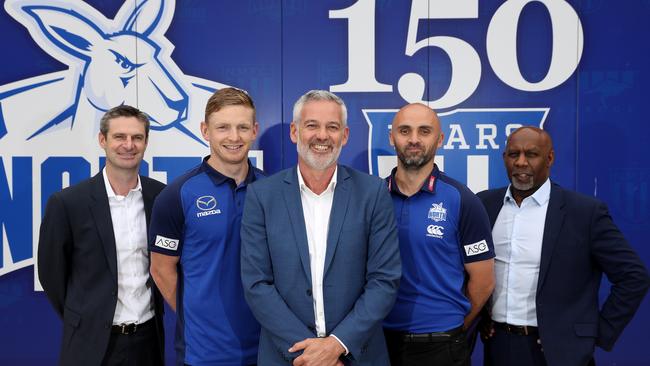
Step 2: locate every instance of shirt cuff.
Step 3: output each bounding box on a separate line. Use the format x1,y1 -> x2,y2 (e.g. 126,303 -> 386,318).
329,334 -> 349,356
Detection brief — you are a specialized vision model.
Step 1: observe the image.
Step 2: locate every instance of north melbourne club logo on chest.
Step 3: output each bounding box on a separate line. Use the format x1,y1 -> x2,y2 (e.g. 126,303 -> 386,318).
428,202 -> 447,222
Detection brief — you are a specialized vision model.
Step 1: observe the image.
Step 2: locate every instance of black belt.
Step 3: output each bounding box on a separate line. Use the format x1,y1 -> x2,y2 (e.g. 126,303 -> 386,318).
390,325 -> 464,343
493,321 -> 538,336
111,318 -> 155,335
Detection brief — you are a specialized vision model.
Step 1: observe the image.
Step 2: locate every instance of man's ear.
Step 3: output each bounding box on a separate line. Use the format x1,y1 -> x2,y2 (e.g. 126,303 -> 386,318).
200,121 -> 209,141
290,122 -> 298,143
547,148 -> 555,168
98,132 -> 106,148
252,121 -> 260,140
341,126 -> 350,146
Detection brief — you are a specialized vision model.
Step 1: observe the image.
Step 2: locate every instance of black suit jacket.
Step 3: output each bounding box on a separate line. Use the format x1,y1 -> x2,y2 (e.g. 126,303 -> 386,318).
477,182 -> 650,366
38,172 -> 166,366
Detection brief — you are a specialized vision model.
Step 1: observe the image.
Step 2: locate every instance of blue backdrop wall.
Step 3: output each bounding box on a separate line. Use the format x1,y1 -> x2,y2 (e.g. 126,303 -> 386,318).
0,0 -> 648,364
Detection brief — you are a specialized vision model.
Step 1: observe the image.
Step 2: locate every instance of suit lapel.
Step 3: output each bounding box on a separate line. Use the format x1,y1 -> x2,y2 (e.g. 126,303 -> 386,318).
537,183 -> 565,291
486,187 -> 508,227
140,177 -> 154,230
89,173 -> 118,282
283,168 -> 312,282
141,177 -> 160,293
323,166 -> 351,275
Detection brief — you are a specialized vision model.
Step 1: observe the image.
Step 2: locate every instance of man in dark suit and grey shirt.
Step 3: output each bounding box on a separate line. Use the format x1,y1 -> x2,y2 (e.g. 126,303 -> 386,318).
38,105 -> 165,366
477,126 -> 649,366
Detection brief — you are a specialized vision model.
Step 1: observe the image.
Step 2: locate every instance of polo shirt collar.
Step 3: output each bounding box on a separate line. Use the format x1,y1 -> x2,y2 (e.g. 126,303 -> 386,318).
201,156 -> 258,187
387,164 -> 440,197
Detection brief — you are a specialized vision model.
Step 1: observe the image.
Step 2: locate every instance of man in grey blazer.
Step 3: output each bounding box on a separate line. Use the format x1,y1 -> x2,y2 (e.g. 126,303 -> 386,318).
241,90 -> 401,365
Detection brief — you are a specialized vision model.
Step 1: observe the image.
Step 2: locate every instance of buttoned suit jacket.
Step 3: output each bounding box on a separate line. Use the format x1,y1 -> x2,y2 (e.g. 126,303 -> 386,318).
477,182 -> 650,366
38,172 -> 166,366
241,165 -> 401,365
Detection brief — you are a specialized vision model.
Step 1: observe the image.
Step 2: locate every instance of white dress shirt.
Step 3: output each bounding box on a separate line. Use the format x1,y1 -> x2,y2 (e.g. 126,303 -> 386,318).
297,166 -> 347,353
103,169 -> 154,325
491,179 -> 551,326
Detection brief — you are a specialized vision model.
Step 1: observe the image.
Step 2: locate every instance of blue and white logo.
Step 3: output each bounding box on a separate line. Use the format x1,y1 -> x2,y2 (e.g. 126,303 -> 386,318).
195,195 -> 220,218
426,224 -> 444,239
1,0 -> 228,144
428,202 -> 447,222
0,0 -> 239,282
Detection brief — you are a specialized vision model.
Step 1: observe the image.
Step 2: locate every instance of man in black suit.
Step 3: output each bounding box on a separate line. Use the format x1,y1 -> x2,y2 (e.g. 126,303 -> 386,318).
38,105 -> 166,366
477,126 -> 649,366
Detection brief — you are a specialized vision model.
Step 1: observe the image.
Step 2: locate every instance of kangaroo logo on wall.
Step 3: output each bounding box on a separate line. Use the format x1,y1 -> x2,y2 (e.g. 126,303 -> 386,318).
1,0 -> 226,144
0,0 -> 234,280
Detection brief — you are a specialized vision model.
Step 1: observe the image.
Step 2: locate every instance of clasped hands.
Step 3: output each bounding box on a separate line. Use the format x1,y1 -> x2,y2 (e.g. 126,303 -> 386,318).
289,336 -> 345,366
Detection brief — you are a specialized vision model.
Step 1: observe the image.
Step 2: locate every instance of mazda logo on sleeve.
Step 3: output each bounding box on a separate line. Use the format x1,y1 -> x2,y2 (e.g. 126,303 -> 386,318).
196,195 -> 217,211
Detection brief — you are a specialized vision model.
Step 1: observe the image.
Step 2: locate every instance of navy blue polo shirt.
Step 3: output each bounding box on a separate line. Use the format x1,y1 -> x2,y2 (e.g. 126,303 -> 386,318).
383,165 -> 494,333
149,157 -> 264,366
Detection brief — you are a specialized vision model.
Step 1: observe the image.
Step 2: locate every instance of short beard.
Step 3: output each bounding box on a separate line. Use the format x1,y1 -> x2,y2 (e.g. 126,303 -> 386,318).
396,145 -> 434,170
511,177 -> 535,192
297,138 -> 341,171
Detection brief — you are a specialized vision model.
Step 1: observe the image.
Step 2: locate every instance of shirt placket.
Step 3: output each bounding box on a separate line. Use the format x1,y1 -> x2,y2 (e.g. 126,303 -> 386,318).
124,194 -> 134,301
315,194 -> 326,337
399,197 -> 409,242
506,203 -> 518,324
126,192 -> 140,299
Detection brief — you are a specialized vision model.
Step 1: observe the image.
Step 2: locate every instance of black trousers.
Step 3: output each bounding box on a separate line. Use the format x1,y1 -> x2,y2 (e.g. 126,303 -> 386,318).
101,320 -> 162,366
385,328 -> 471,366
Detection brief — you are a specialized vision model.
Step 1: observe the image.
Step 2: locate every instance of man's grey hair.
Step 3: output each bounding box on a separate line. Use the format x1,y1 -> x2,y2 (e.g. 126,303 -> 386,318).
99,105 -> 150,138
292,90 -> 347,126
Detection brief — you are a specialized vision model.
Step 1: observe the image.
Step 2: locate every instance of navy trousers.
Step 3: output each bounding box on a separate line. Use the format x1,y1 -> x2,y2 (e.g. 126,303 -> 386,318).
483,325 -> 546,366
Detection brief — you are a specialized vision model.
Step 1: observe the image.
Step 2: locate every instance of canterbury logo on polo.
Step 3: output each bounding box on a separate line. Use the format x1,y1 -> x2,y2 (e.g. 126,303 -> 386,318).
426,225 -> 445,239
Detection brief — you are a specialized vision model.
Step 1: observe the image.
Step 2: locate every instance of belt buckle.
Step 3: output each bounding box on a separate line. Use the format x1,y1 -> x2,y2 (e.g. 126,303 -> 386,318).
505,323 -> 528,336
119,323 -> 137,335
503,323 -> 511,333
515,325 -> 529,336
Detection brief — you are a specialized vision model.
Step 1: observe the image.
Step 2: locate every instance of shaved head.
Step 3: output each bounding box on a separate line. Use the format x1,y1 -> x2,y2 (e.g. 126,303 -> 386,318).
390,103 -> 443,171
392,103 -> 440,129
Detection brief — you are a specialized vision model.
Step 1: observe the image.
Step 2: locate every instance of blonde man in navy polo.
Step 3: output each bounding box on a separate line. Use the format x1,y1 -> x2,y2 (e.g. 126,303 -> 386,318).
383,103 -> 495,366
149,88 -> 263,365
